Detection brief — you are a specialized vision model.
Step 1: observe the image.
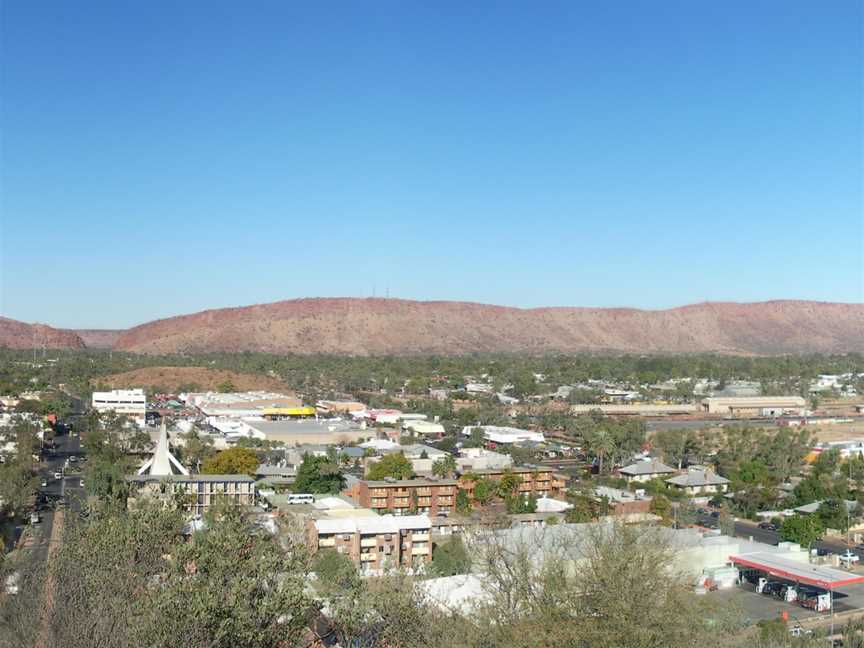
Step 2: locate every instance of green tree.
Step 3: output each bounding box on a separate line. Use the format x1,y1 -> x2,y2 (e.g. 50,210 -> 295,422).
455,488 -> 472,513
817,499 -> 851,533
431,536 -> 471,576
178,427 -> 215,472
216,379 -> 237,393
432,454 -> 457,478
200,447 -> 259,476
293,454 -> 345,494
465,426 -> 486,448
497,471 -> 521,498
48,503 -> 314,648
311,549 -> 357,594
367,452 -> 414,480
652,429 -> 690,469
779,514 -> 824,548
505,493 -> 537,514
473,478 -> 496,505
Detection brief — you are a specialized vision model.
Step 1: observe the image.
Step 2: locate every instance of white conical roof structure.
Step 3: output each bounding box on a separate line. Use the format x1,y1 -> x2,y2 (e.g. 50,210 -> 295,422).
137,422 -> 189,476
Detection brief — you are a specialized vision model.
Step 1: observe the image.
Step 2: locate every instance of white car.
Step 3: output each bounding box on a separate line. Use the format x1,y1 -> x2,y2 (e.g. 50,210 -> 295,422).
840,550 -> 860,565
4,573 -> 20,596
53,472 -> 63,480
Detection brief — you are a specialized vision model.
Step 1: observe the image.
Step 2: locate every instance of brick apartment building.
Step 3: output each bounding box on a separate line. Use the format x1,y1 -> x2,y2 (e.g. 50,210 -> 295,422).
307,514 -> 432,573
344,467 -> 569,516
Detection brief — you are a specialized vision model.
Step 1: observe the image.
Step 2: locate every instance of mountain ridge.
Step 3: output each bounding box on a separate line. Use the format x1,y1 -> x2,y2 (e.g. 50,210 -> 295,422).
3,299 -> 861,356
112,298 -> 864,356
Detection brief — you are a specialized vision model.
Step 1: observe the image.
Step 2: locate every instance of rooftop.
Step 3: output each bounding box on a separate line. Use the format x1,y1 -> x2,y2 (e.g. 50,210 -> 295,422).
619,458 -> 676,476
666,470 -> 730,487
315,513 -> 431,535
128,473 -> 255,483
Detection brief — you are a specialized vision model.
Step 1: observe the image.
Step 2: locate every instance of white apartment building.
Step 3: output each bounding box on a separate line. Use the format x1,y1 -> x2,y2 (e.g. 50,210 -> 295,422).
91,388 -> 147,417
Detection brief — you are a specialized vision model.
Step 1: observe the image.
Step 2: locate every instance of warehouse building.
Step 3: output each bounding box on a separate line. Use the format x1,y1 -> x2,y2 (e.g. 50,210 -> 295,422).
237,418 -> 373,446
700,396 -> 806,417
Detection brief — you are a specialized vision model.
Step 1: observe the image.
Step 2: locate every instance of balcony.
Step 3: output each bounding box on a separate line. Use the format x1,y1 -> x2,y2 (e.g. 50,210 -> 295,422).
360,553 -> 377,562
411,546 -> 430,555
318,538 -> 335,547
360,537 -> 377,548
411,532 -> 430,541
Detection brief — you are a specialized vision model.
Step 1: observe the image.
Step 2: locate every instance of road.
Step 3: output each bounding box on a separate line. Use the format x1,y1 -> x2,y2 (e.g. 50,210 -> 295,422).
697,514 -> 864,559
29,423 -> 86,560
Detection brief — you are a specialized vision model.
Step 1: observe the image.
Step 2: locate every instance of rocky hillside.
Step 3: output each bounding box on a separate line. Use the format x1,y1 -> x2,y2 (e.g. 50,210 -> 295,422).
73,329 -> 124,349
111,298 -> 864,356
0,317 -> 85,350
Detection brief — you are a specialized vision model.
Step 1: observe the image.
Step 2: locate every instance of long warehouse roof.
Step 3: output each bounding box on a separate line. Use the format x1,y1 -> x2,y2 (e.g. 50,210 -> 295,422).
730,552 -> 864,589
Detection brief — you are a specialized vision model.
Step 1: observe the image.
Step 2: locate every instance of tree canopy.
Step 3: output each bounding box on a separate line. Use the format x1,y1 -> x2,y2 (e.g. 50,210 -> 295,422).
293,454 -> 345,494
200,447 -> 259,476
367,453 -> 414,481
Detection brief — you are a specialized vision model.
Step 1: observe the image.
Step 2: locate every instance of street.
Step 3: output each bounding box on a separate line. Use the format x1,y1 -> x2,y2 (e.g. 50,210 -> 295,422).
695,513 -> 864,560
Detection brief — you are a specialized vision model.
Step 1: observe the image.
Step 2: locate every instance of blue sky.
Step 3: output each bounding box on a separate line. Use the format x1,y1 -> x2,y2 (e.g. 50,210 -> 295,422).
1,1 -> 862,328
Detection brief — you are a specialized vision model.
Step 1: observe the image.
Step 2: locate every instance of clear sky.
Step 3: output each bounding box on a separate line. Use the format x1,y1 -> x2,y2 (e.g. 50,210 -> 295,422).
1,1 -> 862,329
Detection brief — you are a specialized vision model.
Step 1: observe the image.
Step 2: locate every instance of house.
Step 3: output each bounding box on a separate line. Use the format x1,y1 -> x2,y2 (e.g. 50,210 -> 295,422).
665,469 -> 730,495
618,458 -> 677,483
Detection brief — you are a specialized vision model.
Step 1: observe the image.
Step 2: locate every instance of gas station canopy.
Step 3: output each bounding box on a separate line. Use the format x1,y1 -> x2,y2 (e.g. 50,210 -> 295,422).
730,552 -> 864,590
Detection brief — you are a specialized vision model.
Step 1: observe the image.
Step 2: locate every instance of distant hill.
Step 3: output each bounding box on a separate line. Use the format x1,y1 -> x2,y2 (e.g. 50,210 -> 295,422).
110,298 -> 864,356
93,366 -> 291,393
73,329 -> 124,349
0,317 -> 85,350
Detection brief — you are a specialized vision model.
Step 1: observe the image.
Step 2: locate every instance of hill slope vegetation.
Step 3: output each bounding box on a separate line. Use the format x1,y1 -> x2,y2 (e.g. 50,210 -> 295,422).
111,298 -> 864,356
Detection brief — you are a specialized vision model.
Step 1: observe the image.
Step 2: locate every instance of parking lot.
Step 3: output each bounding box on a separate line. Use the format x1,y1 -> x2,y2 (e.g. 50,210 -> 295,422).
708,580 -> 864,623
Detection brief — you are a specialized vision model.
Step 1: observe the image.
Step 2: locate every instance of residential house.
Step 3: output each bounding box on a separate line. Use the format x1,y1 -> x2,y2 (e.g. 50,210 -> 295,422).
618,458 -> 677,484
665,469 -> 730,495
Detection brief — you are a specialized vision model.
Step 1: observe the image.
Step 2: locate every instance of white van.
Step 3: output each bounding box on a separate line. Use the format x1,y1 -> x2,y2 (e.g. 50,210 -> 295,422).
286,494 -> 314,505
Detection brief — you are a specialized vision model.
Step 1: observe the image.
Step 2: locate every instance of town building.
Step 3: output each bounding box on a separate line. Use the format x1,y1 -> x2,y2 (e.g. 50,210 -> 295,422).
665,469 -> 730,495
91,388 -> 147,418
316,400 -> 367,414
126,424 -> 255,517
185,391 -> 306,418
344,467 -> 568,515
307,514 -> 432,573
700,396 -> 806,417
402,420 -> 447,437
456,447 -> 513,472
462,425 -> 545,445
570,404 -> 697,415
236,418 -> 372,446
345,478 -> 461,516
618,458 -> 677,483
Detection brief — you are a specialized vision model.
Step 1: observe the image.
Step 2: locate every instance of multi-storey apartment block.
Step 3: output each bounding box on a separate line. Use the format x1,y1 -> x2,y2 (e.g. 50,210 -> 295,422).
308,514 -> 432,573
344,467 -> 568,515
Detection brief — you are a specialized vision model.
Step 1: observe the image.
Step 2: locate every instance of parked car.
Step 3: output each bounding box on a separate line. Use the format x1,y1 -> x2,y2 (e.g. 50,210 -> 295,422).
840,550 -> 860,566
789,625 -> 813,638
53,472 -> 63,480
40,479 -> 47,488
710,511 -> 721,518
758,522 -> 778,531
4,572 -> 20,595
761,581 -> 784,597
29,512 -> 40,525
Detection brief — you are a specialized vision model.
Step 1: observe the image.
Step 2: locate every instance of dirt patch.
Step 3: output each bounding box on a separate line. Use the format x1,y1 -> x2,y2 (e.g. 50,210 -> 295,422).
811,422 -> 864,443
93,366 -> 291,393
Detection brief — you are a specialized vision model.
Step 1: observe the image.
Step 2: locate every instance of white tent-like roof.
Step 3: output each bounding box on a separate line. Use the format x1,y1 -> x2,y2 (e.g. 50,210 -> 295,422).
137,423 -> 189,476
